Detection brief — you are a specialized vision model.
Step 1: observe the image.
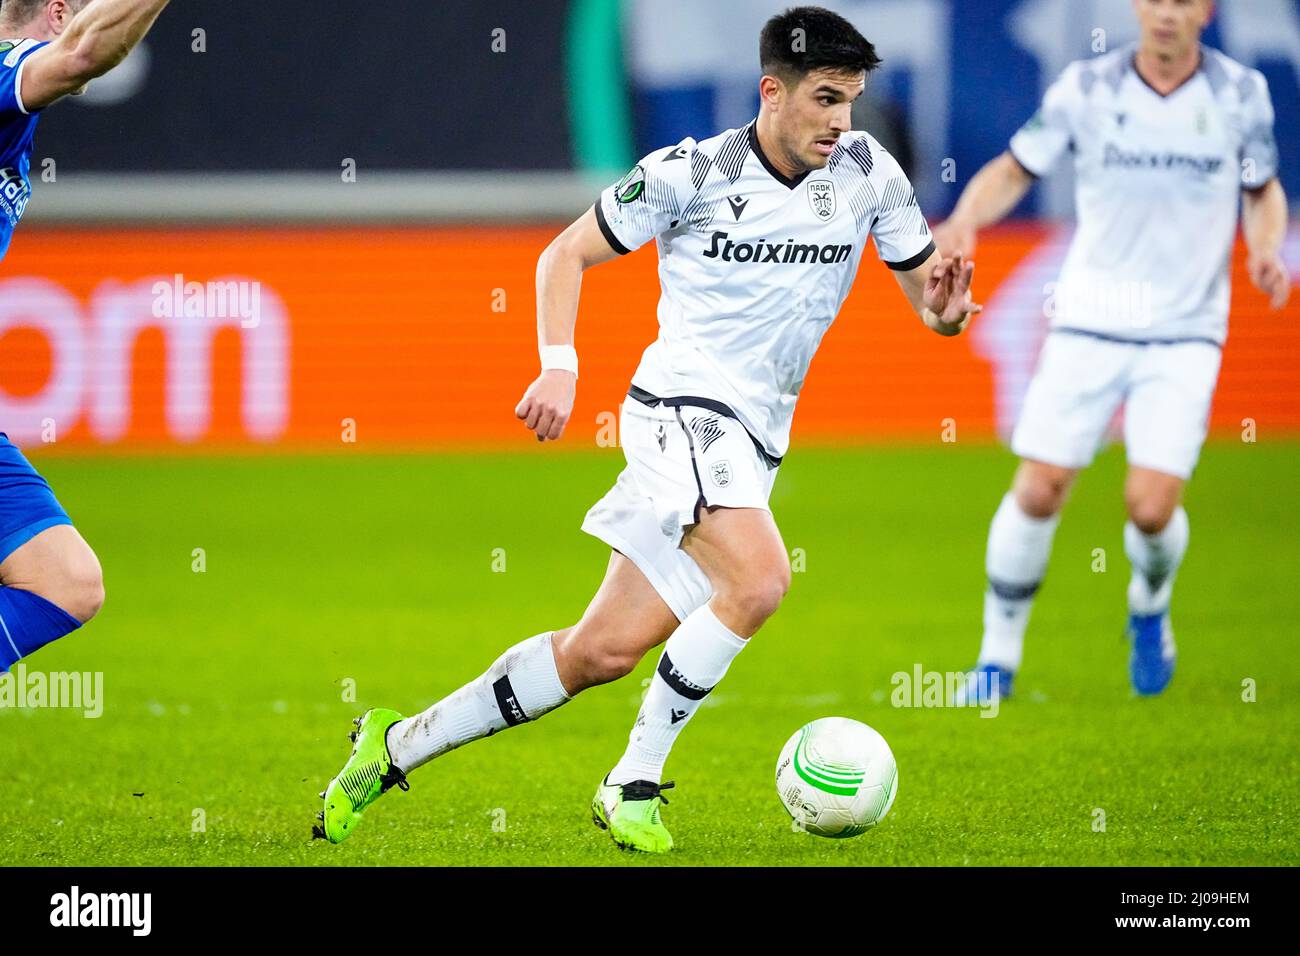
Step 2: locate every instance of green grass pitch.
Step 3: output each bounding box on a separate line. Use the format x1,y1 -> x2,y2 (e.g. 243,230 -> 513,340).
2,441 -> 1297,866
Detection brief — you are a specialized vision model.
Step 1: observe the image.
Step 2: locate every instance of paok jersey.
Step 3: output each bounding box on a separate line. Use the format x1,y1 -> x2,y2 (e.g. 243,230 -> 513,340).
1010,44 -> 1278,345
596,120 -> 934,462
0,38 -> 47,262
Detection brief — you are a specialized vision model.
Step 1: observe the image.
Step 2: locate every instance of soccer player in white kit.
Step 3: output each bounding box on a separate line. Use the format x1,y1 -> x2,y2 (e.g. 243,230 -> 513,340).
318,6 -> 981,853
935,0 -> 1290,701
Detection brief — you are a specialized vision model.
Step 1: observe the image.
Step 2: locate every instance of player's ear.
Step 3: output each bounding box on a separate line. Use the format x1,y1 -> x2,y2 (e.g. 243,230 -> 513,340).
50,0 -> 73,32
758,74 -> 785,110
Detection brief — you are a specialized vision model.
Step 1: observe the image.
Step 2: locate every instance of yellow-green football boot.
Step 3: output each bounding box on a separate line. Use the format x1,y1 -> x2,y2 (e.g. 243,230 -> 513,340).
591,775 -> 675,853
314,708 -> 409,844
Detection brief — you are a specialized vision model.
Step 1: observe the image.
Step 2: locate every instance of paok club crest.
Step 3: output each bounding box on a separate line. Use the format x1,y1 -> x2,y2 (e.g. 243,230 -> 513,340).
807,180 -> 835,221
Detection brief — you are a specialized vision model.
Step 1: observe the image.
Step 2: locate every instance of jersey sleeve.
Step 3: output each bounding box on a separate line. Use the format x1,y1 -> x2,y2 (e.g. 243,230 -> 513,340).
1008,64 -> 1082,177
0,40 -> 50,117
869,148 -> 935,271
1239,70 -> 1279,189
594,139 -> 700,255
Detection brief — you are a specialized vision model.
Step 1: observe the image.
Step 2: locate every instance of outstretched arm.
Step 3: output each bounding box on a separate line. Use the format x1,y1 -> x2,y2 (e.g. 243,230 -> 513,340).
892,248 -> 982,337
1241,178 -> 1291,310
515,205 -> 622,443
19,0 -> 171,111
932,152 -> 1035,258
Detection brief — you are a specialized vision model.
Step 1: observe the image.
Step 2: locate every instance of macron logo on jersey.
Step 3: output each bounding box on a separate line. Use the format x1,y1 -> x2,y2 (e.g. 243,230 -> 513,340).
702,230 -> 854,265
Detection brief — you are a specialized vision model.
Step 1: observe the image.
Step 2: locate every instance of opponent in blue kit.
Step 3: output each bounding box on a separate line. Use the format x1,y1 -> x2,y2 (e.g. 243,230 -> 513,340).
0,0 -> 170,670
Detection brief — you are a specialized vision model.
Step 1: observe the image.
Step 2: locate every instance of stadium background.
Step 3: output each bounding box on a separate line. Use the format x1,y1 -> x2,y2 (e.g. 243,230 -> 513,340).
4,0 -> 1299,450
1,0 -> 1298,868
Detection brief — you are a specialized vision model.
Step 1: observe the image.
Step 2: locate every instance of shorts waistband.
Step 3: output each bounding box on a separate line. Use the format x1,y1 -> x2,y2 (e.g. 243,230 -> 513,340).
626,385 -> 783,468
1051,327 -> 1223,349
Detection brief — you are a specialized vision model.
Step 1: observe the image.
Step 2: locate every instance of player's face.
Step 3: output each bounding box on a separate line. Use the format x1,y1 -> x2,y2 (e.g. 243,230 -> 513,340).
1134,0 -> 1213,60
777,68 -> 864,172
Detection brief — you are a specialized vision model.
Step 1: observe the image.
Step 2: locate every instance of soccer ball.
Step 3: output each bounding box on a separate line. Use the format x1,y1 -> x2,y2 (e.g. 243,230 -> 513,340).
776,717 -> 898,838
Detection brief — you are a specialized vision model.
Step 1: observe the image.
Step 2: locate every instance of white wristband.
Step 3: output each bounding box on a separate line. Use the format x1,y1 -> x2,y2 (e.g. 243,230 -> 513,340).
540,344 -> 578,378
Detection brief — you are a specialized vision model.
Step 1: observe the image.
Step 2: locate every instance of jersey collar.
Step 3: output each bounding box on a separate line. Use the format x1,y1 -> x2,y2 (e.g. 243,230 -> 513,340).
747,122 -> 811,189
1129,43 -> 1205,99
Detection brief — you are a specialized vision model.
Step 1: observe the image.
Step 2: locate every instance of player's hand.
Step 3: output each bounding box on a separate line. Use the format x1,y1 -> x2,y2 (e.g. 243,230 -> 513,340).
1247,250 -> 1291,310
515,369 -> 576,442
922,252 -> 983,335
932,219 -> 977,259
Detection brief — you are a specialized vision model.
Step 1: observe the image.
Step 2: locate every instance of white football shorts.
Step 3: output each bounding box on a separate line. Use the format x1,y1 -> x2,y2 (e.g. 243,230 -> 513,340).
581,394 -> 780,621
1011,330 -> 1223,480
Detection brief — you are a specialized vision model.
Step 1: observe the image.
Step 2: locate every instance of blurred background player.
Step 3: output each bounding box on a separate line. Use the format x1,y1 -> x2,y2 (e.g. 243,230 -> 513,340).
0,0 -> 171,671
318,5 -> 981,854
935,0 -> 1290,701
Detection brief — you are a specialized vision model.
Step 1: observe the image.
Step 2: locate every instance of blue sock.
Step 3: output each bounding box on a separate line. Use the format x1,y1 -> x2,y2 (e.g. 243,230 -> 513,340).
0,587 -> 83,672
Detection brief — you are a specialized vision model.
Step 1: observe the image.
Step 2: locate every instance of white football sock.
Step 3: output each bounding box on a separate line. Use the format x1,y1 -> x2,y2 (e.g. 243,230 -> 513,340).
979,492 -> 1060,671
1124,506 -> 1189,616
385,631 -> 571,773
607,603 -> 747,785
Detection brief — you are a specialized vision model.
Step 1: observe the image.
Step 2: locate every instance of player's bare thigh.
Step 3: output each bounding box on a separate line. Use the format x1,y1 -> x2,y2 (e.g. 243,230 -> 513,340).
552,550 -> 680,693
1012,458 -> 1079,519
0,524 -> 105,623
1124,466 -> 1183,534
681,505 -> 790,638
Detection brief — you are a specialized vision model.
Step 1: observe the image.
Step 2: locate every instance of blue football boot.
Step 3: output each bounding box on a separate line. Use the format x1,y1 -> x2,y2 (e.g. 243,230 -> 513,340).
1128,611 -> 1175,695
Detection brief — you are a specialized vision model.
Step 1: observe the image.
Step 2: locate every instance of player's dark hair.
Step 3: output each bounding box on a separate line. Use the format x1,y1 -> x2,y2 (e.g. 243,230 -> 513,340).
760,6 -> 880,84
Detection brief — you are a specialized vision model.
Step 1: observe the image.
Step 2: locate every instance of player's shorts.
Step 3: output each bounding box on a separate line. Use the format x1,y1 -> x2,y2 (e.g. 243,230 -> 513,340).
0,433 -> 72,565
1011,330 -> 1223,480
581,391 -> 781,622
